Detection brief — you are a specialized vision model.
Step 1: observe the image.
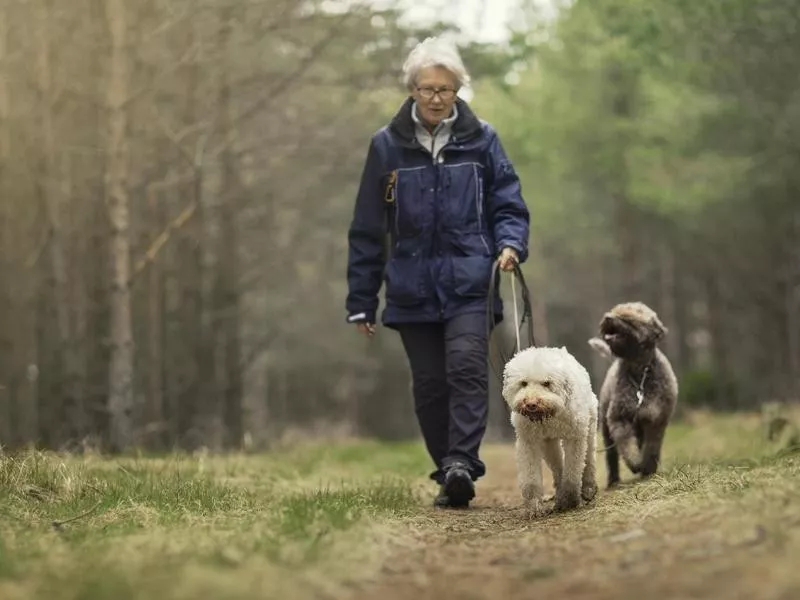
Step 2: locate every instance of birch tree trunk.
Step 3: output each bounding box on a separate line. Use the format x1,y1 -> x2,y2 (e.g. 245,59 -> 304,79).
105,0 -> 134,451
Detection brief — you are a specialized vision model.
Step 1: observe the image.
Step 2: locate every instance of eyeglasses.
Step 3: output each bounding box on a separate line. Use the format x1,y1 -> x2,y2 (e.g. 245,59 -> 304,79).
416,86 -> 456,100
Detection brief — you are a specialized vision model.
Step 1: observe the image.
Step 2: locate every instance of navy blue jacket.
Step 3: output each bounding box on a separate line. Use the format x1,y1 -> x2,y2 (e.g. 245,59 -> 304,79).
345,97 -> 530,329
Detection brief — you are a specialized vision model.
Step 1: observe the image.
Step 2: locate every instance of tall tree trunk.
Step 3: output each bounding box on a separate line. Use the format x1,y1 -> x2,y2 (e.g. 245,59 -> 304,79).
217,6 -> 243,449
170,17 -> 213,449
86,200 -> 110,443
4,22 -> 41,445
35,0 -> 86,446
105,0 -> 134,451
63,153 -> 87,445
0,3 -> 11,445
82,0 -> 111,445
146,185 -> 165,448
34,0 -> 59,445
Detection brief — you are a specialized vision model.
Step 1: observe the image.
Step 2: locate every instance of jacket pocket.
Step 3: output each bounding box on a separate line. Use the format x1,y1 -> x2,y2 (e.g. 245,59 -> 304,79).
441,163 -> 481,228
385,257 -> 426,306
452,255 -> 493,298
450,231 -> 493,257
395,167 -> 429,235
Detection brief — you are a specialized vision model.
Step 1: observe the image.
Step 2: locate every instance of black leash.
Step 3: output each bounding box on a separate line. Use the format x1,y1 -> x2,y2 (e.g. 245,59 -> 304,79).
486,259 -> 537,385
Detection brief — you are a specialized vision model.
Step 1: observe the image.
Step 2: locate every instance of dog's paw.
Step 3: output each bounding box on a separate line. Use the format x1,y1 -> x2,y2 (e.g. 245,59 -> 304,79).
639,459 -> 660,478
624,459 -> 642,474
553,486 -> 581,512
524,499 -> 551,519
581,482 -> 598,502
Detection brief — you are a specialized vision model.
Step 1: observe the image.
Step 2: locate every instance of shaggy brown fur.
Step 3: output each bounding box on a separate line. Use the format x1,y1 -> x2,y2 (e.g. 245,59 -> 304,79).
589,302 -> 679,488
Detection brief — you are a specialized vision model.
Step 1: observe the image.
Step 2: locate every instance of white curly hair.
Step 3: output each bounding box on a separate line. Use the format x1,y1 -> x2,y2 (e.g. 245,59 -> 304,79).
401,36 -> 472,91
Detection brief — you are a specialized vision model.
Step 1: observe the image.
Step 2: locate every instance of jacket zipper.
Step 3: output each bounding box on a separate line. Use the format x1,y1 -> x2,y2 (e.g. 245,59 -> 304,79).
474,165 -> 490,255
433,136 -> 443,319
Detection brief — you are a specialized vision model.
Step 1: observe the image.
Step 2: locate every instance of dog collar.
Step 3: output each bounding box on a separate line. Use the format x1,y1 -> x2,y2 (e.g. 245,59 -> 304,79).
633,365 -> 650,407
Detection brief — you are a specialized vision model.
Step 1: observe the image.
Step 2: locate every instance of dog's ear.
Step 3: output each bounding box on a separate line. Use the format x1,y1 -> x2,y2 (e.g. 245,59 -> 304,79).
501,362 -> 517,404
648,314 -> 668,343
501,376 -> 515,402
588,337 -> 613,359
559,376 -> 574,408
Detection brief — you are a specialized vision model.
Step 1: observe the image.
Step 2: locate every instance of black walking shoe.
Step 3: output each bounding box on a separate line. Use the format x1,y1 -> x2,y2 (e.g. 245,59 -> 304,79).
441,463 -> 475,508
432,484 -> 472,508
433,486 -> 451,508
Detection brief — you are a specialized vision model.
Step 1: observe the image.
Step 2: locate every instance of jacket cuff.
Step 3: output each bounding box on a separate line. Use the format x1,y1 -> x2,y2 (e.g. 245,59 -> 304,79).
346,310 -> 376,324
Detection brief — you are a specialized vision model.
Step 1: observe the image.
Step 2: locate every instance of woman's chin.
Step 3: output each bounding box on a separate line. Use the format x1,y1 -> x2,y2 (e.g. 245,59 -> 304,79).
422,111 -> 446,127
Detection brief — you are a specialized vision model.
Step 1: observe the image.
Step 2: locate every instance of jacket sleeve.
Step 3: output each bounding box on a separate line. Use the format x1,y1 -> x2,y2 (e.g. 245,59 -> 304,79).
485,129 -> 530,263
345,135 -> 387,324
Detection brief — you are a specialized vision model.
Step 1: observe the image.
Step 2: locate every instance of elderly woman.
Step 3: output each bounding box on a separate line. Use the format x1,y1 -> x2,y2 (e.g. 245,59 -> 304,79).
345,36 -> 530,508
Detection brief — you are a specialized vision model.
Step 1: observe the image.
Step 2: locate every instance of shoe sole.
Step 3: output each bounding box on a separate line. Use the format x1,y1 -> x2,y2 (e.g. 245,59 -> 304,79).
444,471 -> 475,507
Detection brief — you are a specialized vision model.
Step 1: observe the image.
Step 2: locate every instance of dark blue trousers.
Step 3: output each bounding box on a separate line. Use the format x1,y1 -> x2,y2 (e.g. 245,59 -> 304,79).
396,312 -> 489,485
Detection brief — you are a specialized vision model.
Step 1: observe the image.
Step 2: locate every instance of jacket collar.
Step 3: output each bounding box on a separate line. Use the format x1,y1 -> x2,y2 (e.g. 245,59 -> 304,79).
388,96 -> 484,148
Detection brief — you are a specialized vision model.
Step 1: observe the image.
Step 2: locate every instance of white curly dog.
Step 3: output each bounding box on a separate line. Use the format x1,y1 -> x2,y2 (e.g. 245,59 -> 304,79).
502,346 -> 599,516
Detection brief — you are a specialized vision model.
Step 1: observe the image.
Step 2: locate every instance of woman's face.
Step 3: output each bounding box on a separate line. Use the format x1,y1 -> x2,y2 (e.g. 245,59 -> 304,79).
411,66 -> 458,130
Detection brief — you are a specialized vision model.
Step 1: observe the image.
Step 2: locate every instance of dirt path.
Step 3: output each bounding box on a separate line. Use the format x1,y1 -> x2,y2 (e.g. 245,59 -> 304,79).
351,444 -> 566,599
347,443 -> 800,600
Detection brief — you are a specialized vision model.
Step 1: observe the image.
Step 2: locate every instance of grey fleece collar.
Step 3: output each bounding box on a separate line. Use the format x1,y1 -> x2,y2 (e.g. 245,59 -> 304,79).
411,101 -> 458,161
411,101 -> 459,135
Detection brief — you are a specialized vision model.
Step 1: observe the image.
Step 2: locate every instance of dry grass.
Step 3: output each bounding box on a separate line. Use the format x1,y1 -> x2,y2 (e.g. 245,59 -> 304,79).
1,409 -> 799,600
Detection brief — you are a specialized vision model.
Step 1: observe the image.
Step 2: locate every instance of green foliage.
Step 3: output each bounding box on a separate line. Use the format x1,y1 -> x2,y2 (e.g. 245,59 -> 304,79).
465,0 -> 800,408
470,0 -> 800,221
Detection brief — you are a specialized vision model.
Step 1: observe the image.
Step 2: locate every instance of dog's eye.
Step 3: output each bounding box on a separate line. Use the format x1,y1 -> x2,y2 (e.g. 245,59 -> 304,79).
520,381 -> 528,387
542,380 -> 552,389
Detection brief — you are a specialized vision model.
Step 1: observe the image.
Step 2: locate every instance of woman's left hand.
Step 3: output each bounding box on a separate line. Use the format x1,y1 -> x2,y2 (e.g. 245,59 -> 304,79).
497,247 -> 519,272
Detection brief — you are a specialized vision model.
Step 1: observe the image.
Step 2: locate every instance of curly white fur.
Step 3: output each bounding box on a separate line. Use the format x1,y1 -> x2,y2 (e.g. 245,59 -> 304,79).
502,346 -> 599,516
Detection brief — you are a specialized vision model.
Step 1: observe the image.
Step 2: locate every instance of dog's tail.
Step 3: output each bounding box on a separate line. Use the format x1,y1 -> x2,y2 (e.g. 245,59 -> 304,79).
587,337 -> 613,360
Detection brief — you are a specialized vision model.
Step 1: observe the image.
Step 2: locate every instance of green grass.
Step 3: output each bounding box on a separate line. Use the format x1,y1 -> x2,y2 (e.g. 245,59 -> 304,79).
0,439 -> 430,600
579,409 -> 800,526
1,409 -> 798,600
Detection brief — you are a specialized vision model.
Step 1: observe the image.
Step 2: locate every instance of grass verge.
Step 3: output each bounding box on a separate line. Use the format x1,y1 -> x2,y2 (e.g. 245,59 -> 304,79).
0,440 -> 428,600
1,409 -> 799,599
